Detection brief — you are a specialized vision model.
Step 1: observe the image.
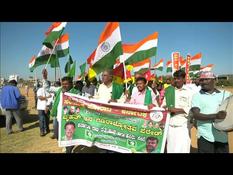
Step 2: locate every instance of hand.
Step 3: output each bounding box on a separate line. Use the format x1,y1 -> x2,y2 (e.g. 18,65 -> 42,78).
124,97 -> 131,103
191,107 -> 200,114
45,107 -> 49,114
216,111 -> 227,120
88,96 -> 94,99
42,69 -> 48,79
148,104 -> 156,110
108,99 -> 117,103
168,107 -> 181,115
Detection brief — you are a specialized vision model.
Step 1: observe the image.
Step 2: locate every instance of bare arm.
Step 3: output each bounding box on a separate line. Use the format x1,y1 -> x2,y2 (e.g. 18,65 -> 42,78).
168,107 -> 186,115
191,107 -> 226,121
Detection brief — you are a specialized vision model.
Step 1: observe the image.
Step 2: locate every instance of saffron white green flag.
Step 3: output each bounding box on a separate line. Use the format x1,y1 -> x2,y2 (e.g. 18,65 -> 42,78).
87,22 -> 123,78
120,32 -> 158,65
43,22 -> 67,49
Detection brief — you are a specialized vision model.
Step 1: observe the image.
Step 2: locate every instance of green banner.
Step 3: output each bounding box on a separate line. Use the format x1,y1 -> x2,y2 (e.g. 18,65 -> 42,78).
59,93 -> 170,153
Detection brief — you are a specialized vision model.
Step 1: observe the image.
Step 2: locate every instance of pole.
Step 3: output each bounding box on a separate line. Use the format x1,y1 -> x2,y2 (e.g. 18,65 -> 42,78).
44,38 -> 59,70
55,66 -> 57,82
122,60 -> 128,90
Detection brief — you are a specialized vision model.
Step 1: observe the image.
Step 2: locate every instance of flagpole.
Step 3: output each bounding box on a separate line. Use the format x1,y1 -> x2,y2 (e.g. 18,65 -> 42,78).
55,67 -> 57,82
44,38 -> 59,70
154,56 -> 156,82
58,66 -> 62,81
122,60 -> 128,90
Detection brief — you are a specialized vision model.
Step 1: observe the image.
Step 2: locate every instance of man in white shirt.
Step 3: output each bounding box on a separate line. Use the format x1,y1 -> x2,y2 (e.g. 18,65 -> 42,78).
93,70 -> 113,103
166,70 -> 194,153
37,80 -> 52,136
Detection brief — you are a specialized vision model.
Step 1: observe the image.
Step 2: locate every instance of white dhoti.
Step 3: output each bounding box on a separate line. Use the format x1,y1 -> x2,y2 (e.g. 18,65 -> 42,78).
166,124 -> 191,153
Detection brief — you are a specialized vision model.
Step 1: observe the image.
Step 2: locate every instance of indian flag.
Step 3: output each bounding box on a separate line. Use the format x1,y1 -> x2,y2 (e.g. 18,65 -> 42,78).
166,60 -> 172,73
200,64 -> 214,72
190,52 -> 202,71
29,56 -> 36,72
88,22 -> 123,77
29,45 -> 56,72
56,33 -> 69,58
132,58 -> 151,74
152,59 -> 163,71
43,22 -> 67,49
120,32 -> 158,65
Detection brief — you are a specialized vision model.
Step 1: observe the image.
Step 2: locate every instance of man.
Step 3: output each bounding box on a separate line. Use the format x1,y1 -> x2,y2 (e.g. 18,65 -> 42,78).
93,70 -> 123,103
191,71 -> 231,153
1,80 -> 24,134
145,137 -> 159,153
165,70 -> 194,153
129,77 -> 158,109
184,77 -> 201,94
33,79 -> 40,108
69,106 -> 76,115
82,75 -> 96,97
63,121 -> 76,141
50,76 -> 79,153
63,106 -> 69,115
37,80 -> 52,136
163,76 -> 172,89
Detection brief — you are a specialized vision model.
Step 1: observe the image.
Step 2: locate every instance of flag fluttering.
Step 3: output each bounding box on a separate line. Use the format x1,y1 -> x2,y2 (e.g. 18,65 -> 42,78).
87,22 -> 123,78
166,60 -> 172,73
152,59 -> 163,71
43,22 -> 67,49
120,32 -> 158,65
65,55 -> 74,73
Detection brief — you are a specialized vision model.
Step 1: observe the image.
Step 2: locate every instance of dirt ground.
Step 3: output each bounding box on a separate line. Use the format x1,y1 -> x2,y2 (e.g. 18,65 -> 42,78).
0,86 -> 233,153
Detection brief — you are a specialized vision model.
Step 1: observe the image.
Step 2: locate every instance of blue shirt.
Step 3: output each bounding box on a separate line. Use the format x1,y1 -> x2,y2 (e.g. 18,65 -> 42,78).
0,85 -> 21,110
191,89 -> 231,143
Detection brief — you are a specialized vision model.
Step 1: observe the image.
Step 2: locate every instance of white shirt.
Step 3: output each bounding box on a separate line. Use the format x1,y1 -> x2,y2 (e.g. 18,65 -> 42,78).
169,86 -> 194,126
94,83 -> 112,103
184,84 -> 201,94
37,88 -> 51,110
57,91 -> 63,123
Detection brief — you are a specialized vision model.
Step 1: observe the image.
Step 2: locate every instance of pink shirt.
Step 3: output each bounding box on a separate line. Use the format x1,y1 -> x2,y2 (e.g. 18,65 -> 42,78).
158,89 -> 165,105
129,88 -> 158,106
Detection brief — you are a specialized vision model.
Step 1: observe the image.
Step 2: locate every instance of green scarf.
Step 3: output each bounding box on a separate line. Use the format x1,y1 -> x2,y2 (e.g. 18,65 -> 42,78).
50,87 -> 80,117
111,82 -> 124,100
144,87 -> 152,106
165,85 -> 175,108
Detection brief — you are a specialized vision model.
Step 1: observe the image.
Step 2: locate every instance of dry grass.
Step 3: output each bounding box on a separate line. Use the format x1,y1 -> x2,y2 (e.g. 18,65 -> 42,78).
0,88 -> 63,153
1,87 -> 233,153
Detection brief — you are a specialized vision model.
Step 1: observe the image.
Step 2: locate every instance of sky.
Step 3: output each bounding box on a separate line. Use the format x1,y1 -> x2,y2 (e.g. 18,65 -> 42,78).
1,22 -> 232,81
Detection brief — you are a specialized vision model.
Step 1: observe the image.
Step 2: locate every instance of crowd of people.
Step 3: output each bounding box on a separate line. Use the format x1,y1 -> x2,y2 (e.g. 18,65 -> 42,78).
0,68 -> 232,153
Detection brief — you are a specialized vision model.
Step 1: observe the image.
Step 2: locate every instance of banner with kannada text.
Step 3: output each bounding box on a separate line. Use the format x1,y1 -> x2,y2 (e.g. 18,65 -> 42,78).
59,92 -> 170,153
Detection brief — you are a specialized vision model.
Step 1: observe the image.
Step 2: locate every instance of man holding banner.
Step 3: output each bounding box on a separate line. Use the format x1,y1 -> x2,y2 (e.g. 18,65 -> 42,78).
166,70 -> 194,153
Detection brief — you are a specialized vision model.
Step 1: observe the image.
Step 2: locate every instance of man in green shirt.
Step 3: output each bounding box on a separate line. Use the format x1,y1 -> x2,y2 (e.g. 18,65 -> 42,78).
50,76 -> 80,153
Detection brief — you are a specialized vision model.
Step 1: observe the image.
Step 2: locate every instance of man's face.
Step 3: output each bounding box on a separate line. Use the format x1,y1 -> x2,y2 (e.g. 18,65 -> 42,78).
65,124 -> 75,140
102,71 -> 112,85
70,107 -> 75,113
62,80 -> 73,92
136,80 -> 146,92
64,108 -> 68,114
146,139 -> 157,153
199,78 -> 215,91
174,76 -> 185,89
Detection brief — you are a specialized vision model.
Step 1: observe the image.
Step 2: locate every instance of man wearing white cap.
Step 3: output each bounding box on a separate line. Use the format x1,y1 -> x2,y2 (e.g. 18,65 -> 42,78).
191,71 -> 232,153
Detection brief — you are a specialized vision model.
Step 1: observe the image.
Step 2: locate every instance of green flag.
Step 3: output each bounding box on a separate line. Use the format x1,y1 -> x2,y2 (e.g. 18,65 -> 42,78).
67,61 -> 76,78
79,62 -> 86,77
50,56 -> 60,68
65,55 -> 74,73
